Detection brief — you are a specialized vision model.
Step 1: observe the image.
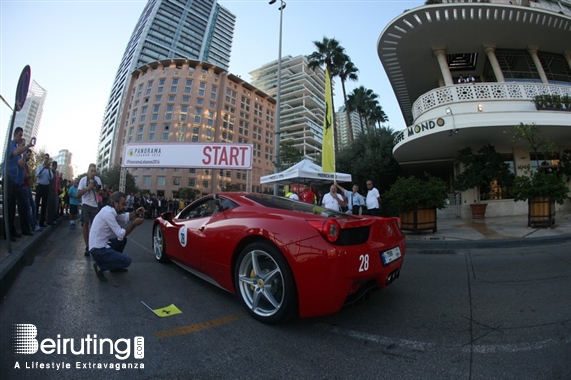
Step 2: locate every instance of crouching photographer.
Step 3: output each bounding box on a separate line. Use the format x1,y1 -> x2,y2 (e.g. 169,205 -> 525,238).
89,192 -> 146,282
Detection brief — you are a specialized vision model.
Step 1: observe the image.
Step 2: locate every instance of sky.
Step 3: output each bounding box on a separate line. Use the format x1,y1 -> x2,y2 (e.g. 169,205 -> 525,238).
1,0 -> 424,175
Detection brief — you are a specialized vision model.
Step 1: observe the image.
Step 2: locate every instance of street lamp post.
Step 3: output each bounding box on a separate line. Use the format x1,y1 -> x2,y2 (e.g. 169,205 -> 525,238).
269,0 -> 286,195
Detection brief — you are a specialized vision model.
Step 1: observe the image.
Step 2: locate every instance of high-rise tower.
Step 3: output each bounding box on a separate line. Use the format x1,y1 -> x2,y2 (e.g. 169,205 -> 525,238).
97,0 -> 235,170
11,80 -> 47,144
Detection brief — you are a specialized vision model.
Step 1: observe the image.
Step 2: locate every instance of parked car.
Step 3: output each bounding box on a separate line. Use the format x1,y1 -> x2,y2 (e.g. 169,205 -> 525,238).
152,193 -> 406,323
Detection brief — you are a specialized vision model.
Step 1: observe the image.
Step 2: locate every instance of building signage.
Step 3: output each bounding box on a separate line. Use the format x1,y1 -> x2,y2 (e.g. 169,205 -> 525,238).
394,118 -> 446,145
122,143 -> 253,169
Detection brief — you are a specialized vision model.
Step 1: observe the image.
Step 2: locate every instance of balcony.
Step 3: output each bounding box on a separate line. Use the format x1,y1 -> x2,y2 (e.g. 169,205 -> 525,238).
412,83 -> 571,120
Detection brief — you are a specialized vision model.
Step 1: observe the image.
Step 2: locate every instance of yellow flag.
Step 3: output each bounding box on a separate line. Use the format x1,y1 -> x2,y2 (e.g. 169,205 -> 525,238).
142,300 -> 182,317
153,304 -> 182,318
321,67 -> 335,173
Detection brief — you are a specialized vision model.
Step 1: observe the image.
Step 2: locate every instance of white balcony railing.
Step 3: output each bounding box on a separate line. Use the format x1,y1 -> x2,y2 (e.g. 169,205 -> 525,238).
412,83 -> 571,120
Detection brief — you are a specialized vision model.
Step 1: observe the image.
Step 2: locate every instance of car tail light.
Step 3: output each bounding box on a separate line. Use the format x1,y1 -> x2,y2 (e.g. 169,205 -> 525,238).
307,218 -> 341,243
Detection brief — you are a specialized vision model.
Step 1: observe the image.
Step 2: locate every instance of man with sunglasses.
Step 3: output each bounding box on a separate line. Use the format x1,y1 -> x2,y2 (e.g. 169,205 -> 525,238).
35,152 -> 53,227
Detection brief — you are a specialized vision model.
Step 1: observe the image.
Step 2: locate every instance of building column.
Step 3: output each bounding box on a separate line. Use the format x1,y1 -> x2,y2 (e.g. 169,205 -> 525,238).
528,46 -> 549,84
564,51 -> 571,71
483,44 -> 505,82
432,47 -> 454,86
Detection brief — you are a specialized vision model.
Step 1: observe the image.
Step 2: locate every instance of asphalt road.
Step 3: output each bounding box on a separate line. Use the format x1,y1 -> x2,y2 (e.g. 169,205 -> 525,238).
1,219 -> 570,379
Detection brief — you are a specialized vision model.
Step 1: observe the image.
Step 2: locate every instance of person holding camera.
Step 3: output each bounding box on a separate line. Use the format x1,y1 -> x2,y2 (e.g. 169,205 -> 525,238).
90,192 -> 146,282
77,163 -> 103,256
4,127 -> 35,241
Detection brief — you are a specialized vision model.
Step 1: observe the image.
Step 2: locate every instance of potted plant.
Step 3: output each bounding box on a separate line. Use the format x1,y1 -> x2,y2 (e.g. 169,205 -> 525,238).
453,144 -> 514,218
510,123 -> 571,227
384,173 -> 447,234
512,170 -> 568,227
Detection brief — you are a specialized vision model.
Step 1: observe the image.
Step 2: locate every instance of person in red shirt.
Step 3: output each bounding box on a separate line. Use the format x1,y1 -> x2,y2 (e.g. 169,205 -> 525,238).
300,184 -> 316,205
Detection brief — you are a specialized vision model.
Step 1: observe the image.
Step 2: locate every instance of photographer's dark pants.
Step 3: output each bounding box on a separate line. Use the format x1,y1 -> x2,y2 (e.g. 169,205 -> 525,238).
90,238 -> 131,272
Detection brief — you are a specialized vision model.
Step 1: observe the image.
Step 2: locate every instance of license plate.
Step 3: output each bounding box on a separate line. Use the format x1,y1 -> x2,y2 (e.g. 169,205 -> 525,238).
381,247 -> 401,265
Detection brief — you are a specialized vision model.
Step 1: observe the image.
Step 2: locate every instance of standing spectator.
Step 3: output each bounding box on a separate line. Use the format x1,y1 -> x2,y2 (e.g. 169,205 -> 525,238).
321,183 -> 346,211
68,179 -> 79,229
457,75 -> 466,84
78,164 -> 103,256
47,161 -> 59,225
336,183 -> 365,215
300,184 -> 316,205
365,180 -> 381,216
467,73 -> 476,83
89,192 -> 146,282
126,193 -> 134,212
21,149 -> 42,232
35,153 -> 52,227
4,127 -> 35,241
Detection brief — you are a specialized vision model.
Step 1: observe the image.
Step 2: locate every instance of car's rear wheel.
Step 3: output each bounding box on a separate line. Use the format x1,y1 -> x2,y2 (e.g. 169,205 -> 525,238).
235,241 -> 297,323
153,224 -> 168,263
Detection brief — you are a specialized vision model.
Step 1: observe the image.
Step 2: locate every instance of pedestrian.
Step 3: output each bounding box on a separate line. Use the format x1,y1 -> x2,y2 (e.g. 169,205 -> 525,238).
467,73 -> 476,83
89,192 -> 146,282
4,127 -> 35,241
336,183 -> 365,215
365,180 -> 381,216
300,184 -> 316,204
77,163 -> 103,256
457,75 -> 466,84
35,153 -> 52,227
68,178 -> 79,229
46,161 -> 59,225
321,183 -> 346,211
21,149 -> 42,232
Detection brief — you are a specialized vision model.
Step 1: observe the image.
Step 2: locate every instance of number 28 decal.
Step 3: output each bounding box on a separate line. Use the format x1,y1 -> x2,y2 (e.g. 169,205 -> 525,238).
359,254 -> 369,272
178,227 -> 187,247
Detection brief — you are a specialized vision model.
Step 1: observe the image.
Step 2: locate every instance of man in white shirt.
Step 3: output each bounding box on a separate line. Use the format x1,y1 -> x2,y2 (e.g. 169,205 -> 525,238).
90,191 -> 145,282
77,163 -> 103,256
321,184 -> 346,211
366,180 -> 381,216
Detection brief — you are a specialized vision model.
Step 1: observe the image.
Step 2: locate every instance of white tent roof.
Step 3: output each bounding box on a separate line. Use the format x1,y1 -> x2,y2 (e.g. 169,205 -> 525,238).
260,159 -> 352,185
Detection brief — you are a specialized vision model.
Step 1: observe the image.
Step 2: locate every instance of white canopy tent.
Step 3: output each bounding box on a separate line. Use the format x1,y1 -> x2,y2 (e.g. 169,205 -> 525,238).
260,159 -> 352,185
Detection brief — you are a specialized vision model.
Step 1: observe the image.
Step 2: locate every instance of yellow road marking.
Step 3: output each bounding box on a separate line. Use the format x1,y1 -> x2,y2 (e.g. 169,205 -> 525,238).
154,313 -> 243,339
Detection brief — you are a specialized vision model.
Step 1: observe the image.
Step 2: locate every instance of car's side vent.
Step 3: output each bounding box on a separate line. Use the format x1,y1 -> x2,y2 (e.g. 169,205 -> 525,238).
335,226 -> 370,245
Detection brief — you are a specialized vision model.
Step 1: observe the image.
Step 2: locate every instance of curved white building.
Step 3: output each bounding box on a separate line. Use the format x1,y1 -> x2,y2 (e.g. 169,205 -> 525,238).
378,0 -> 571,218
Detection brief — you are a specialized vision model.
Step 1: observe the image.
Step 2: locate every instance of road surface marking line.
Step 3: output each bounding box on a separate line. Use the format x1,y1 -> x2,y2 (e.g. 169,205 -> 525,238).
154,313 -> 243,339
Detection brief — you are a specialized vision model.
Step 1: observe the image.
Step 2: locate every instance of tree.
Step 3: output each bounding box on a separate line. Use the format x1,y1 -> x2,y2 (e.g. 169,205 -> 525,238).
337,57 -> 359,143
347,86 -> 379,134
308,37 -> 347,154
177,187 -> 200,201
98,166 -> 138,194
370,104 -> 389,128
336,127 -> 401,194
277,140 -> 304,171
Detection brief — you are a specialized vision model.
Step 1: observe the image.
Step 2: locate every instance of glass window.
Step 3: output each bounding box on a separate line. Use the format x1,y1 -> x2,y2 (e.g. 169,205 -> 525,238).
162,132 -> 169,140
149,132 -> 155,141
165,113 -> 172,120
157,87 -> 163,93
199,82 -> 206,89
189,168 -> 196,173
159,79 -> 165,85
184,87 -> 191,93
170,86 -> 177,92
172,78 -> 179,85
186,79 -> 193,86
168,95 -> 175,101
143,176 -> 151,185
194,116 -> 201,123
155,95 -> 162,102
182,96 -> 190,102
157,177 -> 166,186
198,89 -> 205,96
152,114 -> 158,121
189,178 -> 196,187
202,181 -> 209,188
173,177 -> 181,186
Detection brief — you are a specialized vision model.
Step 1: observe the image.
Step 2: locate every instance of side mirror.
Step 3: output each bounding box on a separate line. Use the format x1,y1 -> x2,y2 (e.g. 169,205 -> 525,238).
161,211 -> 174,223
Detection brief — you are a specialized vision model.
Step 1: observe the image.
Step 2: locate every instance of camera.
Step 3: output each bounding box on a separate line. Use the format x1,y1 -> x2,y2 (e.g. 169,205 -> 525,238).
89,180 -> 100,189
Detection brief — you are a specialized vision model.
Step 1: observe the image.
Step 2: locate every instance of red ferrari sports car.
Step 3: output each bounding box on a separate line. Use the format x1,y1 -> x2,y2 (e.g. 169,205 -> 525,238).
152,193 -> 405,323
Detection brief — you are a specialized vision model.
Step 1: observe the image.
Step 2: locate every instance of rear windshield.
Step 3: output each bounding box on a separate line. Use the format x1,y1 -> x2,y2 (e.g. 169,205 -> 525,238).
245,194 -> 349,218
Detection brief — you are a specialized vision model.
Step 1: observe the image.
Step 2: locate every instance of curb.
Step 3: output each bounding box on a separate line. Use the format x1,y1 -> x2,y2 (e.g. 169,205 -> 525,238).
0,221 -> 61,299
406,233 -> 571,249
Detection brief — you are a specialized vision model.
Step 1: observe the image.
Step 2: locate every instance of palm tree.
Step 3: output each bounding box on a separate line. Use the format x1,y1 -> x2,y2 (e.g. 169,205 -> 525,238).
307,37 -> 347,154
337,57 -> 359,143
370,104 -> 389,129
347,86 -> 379,134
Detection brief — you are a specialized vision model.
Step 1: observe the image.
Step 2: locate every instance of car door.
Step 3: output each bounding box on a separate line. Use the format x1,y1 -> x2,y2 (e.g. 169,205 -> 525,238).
166,197 -> 219,270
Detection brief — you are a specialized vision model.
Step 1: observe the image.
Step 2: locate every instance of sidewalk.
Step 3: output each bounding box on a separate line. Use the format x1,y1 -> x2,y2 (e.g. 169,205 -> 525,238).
405,210 -> 571,248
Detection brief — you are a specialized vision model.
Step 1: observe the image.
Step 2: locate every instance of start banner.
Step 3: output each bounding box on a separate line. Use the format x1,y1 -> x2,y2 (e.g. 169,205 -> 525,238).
122,143 -> 253,169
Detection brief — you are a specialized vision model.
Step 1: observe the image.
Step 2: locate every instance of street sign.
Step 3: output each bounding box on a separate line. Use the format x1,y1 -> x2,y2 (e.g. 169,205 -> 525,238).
15,65 -> 31,111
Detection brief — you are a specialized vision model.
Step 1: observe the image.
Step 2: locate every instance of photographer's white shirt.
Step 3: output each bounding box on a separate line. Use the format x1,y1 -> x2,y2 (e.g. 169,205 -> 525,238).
78,176 -> 102,207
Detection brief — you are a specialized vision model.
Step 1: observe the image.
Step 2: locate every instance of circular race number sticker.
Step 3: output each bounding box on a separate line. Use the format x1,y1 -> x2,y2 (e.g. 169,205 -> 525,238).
178,227 -> 187,247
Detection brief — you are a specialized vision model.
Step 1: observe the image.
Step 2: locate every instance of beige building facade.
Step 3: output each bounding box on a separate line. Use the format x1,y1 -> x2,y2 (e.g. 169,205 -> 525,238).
111,59 -> 276,198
